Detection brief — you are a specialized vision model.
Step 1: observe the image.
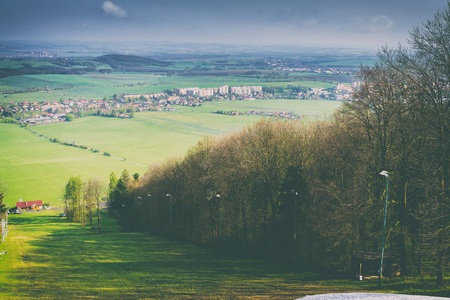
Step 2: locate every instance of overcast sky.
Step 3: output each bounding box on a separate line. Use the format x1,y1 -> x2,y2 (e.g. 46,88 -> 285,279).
0,0 -> 448,48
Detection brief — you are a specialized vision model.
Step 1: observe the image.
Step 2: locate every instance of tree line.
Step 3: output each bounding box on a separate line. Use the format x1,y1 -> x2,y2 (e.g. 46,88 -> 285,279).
106,3 -> 449,286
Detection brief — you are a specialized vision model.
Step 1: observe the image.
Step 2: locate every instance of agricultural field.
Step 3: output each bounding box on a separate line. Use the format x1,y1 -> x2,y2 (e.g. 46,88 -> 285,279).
0,209 -> 446,299
179,99 -> 343,118
0,100 -> 341,207
1,72 -> 340,103
0,73 -> 164,93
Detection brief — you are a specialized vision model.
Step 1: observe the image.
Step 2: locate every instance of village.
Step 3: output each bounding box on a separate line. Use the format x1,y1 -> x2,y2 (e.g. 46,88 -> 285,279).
0,83 -> 357,125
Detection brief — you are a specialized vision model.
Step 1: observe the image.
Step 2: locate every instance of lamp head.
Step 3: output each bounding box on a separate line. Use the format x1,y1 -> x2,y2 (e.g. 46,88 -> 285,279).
379,170 -> 389,178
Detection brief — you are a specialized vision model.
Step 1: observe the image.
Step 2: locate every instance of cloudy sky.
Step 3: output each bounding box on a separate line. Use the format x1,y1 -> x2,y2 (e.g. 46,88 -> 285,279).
0,0 -> 448,48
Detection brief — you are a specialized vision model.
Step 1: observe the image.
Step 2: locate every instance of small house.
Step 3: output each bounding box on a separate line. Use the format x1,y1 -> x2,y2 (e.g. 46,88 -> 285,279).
15,200 -> 43,212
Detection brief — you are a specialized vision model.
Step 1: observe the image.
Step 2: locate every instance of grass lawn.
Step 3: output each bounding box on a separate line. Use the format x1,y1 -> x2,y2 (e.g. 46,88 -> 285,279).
0,124 -> 147,207
1,210 -> 447,299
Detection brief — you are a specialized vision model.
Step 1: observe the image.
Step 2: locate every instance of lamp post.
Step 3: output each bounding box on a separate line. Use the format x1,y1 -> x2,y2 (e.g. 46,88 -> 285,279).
216,194 -> 222,246
293,191 -> 298,241
291,191 -> 298,261
166,194 -> 172,238
58,198 -> 61,211
378,170 -> 390,287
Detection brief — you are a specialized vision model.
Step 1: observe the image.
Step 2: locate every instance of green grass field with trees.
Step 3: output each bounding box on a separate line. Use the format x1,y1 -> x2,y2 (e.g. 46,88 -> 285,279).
0,100 -> 336,207
0,2 -> 449,298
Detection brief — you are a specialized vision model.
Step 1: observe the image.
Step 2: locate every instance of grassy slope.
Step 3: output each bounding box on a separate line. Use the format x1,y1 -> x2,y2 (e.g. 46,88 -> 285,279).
33,113 -> 259,166
0,210 -> 447,299
0,124 -> 147,207
0,100 -> 340,207
0,111 -> 260,207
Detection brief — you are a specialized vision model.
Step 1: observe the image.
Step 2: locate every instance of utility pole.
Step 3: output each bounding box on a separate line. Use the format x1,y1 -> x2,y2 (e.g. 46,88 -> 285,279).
378,170 -> 390,287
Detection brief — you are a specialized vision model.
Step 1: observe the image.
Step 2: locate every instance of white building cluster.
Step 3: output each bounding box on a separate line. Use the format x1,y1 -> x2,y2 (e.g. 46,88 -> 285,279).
174,85 -> 261,97
123,93 -> 165,100
230,86 -> 262,95
175,87 -> 217,97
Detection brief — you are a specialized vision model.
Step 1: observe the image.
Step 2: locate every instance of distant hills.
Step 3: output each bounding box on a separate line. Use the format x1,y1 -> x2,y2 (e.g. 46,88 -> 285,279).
0,54 -> 173,78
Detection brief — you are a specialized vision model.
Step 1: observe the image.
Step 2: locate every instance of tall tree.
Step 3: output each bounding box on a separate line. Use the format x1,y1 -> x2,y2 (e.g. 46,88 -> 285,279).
64,176 -> 83,222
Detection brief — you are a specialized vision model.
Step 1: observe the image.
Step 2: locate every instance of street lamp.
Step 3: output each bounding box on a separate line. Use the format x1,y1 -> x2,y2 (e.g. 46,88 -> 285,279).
166,194 -> 172,238
378,170 -> 390,287
216,194 -> 222,246
58,198 -> 61,211
293,191 -> 298,241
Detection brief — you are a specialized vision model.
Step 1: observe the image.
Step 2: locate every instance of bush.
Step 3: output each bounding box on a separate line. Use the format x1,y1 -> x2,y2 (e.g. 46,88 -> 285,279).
65,113 -> 75,122
0,117 -> 17,123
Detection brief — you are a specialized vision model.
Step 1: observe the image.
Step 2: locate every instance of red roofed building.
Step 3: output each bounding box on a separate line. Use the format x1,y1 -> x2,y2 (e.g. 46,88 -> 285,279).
16,200 -> 43,212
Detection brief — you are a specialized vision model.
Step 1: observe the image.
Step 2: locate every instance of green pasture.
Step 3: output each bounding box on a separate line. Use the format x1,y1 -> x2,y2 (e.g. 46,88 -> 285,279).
0,74 -> 164,92
31,112 -> 260,166
0,124 -> 147,207
0,210 -> 447,299
179,99 -> 343,118
2,91 -> 63,103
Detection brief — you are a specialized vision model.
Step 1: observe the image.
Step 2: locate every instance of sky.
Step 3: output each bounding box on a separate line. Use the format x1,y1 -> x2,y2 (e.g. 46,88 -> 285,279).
0,0 -> 448,48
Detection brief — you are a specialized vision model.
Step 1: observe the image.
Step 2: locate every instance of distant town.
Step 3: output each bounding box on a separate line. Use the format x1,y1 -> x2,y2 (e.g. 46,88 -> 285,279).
0,82 -> 359,125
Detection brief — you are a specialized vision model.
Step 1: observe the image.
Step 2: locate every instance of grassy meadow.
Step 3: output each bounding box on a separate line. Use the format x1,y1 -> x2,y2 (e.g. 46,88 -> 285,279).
0,124 -> 147,207
0,100 -> 341,208
1,209 -> 446,299
180,99 -> 343,117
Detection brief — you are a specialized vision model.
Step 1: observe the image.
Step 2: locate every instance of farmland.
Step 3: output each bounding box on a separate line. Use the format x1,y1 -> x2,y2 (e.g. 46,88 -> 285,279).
0,50 -> 354,208
0,72 -> 338,103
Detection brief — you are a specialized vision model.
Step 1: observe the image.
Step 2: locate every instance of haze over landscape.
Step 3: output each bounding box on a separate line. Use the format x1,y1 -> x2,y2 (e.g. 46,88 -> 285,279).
1,0 -> 448,48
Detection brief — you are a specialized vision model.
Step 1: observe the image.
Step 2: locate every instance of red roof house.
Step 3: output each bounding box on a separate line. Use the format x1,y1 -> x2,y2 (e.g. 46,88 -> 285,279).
16,200 -> 43,211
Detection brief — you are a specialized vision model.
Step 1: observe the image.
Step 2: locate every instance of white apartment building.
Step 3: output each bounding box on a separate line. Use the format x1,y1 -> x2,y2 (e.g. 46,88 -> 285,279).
219,85 -> 229,95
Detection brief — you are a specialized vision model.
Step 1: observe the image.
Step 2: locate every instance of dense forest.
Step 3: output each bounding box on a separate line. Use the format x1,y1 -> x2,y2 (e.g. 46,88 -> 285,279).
66,2 -> 449,286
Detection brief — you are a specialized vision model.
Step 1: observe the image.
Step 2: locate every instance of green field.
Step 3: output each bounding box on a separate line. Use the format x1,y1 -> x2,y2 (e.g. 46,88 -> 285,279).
0,100 -> 340,207
1,72 -> 339,103
186,99 -> 342,117
0,209 -> 446,299
0,124 -> 148,207
318,58 -> 378,67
